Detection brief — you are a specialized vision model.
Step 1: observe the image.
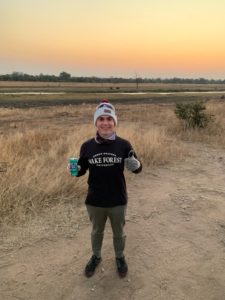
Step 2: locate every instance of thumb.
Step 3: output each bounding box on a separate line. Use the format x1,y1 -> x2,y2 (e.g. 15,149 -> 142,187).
128,150 -> 135,158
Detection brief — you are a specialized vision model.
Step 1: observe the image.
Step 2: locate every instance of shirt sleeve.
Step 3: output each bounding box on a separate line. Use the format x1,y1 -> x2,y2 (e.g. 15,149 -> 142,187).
76,142 -> 89,177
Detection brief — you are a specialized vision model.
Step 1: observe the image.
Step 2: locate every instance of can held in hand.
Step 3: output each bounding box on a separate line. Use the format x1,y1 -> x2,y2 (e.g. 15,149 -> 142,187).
69,157 -> 79,176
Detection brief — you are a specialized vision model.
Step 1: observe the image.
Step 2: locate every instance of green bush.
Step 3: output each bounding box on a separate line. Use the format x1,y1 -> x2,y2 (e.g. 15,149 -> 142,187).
175,101 -> 214,129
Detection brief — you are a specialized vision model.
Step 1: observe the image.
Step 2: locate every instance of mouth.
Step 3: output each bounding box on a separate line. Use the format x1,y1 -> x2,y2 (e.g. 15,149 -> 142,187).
101,126 -> 111,130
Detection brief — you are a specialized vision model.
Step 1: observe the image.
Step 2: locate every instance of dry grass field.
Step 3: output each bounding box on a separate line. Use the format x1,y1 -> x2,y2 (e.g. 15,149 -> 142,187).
0,94 -> 224,225
0,103 -> 183,225
0,83 -> 225,300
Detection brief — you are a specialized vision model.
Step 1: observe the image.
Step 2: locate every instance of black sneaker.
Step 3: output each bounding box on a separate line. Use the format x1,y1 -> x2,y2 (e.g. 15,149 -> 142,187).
84,255 -> 101,277
116,256 -> 128,278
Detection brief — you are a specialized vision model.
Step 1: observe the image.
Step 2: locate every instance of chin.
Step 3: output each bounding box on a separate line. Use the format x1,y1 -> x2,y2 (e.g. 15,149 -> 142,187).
100,130 -> 113,137
101,129 -> 112,134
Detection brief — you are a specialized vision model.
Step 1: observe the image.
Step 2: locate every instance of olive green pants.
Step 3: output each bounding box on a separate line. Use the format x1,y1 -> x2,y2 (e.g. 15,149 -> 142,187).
86,204 -> 127,258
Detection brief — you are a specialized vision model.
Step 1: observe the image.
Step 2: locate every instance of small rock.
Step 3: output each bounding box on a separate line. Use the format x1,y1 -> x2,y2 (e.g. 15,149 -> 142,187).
181,204 -> 190,210
91,285 -> 96,292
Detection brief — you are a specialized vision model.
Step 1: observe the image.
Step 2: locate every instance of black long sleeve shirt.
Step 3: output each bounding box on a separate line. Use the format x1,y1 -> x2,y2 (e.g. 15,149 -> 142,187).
77,136 -> 142,207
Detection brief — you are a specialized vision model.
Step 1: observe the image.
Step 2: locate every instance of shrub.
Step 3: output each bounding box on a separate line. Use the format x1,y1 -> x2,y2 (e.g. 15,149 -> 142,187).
175,101 -> 214,129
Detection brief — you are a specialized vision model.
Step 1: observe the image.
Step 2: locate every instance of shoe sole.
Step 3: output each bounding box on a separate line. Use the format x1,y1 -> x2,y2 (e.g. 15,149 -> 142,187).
85,270 -> 95,278
84,259 -> 101,278
118,271 -> 127,278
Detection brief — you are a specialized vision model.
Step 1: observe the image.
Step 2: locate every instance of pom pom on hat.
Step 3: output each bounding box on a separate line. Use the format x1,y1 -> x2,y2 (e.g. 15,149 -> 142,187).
94,99 -> 117,125
101,99 -> 109,103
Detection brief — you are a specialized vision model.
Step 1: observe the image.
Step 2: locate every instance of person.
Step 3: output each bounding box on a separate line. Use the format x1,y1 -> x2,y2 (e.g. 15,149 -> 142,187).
67,99 -> 142,278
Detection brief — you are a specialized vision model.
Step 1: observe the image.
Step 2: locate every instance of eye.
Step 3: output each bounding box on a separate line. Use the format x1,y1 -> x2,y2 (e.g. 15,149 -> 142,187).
99,116 -> 112,121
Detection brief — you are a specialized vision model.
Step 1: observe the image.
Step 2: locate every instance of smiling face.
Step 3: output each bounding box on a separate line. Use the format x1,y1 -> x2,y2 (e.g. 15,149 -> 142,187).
96,115 -> 116,138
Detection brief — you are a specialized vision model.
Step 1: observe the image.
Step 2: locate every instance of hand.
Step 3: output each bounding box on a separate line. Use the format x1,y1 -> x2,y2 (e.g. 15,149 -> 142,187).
66,163 -> 81,175
66,163 -> 71,175
124,150 -> 141,172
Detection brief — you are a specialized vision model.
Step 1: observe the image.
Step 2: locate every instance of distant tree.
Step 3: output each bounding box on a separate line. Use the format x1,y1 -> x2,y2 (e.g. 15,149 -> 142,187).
11,72 -> 24,81
59,72 -> 71,81
0,71 -> 225,84
135,73 -> 142,89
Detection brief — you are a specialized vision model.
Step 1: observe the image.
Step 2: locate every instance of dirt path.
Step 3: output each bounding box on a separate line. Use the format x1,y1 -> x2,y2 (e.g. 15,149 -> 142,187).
1,143 -> 225,300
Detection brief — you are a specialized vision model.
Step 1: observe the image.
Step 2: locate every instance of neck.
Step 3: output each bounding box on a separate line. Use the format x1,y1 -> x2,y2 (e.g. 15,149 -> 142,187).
95,131 -> 116,144
98,131 -> 115,139
99,133 -> 112,139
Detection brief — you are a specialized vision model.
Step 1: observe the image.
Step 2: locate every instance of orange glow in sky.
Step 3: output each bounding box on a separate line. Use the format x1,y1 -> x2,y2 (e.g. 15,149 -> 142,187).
1,0 -> 225,78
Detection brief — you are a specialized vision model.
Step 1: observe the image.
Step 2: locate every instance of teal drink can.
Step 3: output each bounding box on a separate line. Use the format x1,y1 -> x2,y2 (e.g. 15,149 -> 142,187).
70,157 -> 78,176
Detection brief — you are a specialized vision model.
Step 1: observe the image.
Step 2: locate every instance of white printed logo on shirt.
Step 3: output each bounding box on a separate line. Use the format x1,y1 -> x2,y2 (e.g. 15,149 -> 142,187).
88,152 -> 122,167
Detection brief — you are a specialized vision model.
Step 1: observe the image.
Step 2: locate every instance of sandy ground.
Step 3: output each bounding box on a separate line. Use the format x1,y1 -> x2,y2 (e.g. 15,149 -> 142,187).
1,142 -> 225,300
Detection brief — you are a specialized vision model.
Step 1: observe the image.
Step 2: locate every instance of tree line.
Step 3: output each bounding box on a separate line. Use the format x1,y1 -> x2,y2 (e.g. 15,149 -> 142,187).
0,71 -> 225,84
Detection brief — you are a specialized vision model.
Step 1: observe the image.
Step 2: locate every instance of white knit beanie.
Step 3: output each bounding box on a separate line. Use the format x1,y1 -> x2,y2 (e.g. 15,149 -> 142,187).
94,100 -> 117,125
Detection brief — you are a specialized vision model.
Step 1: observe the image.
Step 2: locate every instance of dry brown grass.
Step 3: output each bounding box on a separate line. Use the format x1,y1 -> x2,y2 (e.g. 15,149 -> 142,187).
0,126 -> 94,224
1,101 -> 225,225
118,124 -> 184,165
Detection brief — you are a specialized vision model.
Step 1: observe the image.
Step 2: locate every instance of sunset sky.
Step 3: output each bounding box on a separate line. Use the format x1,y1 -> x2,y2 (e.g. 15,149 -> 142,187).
1,0 -> 225,79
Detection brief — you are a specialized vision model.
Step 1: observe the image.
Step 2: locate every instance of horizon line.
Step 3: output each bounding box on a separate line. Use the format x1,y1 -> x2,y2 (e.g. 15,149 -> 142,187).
1,71 -> 225,81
